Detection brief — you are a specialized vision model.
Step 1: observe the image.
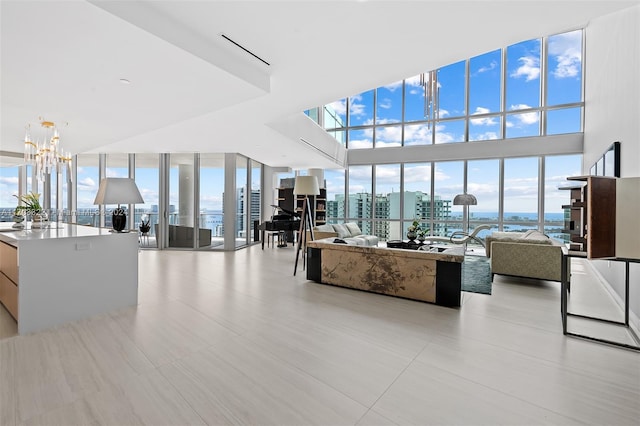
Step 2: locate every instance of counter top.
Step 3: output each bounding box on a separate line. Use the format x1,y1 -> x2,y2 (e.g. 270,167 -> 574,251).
0,222 -> 127,246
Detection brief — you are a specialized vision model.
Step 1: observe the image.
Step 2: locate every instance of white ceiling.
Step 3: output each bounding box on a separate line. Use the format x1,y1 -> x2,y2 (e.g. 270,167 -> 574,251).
1,0 -> 637,169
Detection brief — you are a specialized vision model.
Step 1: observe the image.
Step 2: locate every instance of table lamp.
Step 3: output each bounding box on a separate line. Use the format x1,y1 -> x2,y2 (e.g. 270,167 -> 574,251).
94,178 -> 144,232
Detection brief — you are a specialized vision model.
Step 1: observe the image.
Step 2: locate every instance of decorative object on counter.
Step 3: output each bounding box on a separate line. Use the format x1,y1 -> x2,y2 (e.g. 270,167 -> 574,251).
93,178 -> 145,232
407,219 -> 428,242
13,192 -> 48,228
11,209 -> 25,228
23,117 -> 72,182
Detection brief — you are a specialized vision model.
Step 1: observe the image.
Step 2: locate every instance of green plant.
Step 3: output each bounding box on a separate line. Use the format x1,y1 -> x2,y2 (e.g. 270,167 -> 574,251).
14,192 -> 43,214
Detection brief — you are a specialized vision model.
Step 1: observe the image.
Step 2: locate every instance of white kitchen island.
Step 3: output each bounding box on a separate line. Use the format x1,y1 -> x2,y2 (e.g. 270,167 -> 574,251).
0,222 -> 138,335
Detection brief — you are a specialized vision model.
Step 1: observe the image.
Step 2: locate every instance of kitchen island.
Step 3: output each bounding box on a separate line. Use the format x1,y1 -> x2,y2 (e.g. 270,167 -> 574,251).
0,222 -> 138,335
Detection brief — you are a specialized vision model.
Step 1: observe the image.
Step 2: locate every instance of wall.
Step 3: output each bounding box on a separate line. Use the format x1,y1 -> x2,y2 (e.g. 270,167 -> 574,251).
584,5 -> 640,325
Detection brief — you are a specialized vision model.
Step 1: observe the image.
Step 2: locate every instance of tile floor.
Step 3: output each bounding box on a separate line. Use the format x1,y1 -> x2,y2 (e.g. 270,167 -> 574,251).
0,245 -> 638,425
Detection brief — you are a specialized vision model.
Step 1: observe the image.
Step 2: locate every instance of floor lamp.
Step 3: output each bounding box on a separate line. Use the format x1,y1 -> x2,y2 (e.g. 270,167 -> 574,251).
293,176 -> 319,276
453,193 -> 477,251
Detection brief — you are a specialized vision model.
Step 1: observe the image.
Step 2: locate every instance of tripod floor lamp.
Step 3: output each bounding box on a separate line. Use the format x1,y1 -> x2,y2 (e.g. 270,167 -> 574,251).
293,175 -> 320,276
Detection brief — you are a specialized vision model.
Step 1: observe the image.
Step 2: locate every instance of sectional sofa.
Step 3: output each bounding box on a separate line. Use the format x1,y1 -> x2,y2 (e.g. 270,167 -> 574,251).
485,230 -> 568,282
310,222 -> 379,246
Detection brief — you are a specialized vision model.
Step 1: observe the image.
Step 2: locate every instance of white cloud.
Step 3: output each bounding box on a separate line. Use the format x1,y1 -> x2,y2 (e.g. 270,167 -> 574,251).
470,107 -> 497,126
327,99 -> 347,116
348,139 -> 373,149
404,75 -> 421,87
549,30 -> 582,79
375,125 -> 402,144
438,108 -> 449,118
0,176 -> 19,186
404,123 -> 431,143
77,177 -> 96,189
511,55 -> 540,81
509,103 -> 531,111
348,95 -> 367,117
435,125 -> 456,144
382,81 -> 403,92
470,131 -> 499,141
476,60 -> 498,73
507,107 -> 539,127
106,169 -> 127,178
378,98 -> 392,109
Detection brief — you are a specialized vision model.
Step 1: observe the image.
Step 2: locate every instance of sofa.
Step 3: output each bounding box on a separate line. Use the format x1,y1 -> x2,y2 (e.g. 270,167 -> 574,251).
309,222 -> 379,246
307,240 -> 464,307
485,230 -> 568,282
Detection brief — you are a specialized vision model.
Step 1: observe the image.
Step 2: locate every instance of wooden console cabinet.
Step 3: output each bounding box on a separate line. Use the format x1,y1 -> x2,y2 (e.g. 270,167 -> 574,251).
0,241 -> 19,320
563,176 -> 640,259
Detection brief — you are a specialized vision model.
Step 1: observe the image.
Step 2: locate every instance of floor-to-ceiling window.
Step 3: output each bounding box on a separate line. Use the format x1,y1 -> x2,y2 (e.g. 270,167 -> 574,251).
347,165 -> 372,234
199,154 -> 224,249
325,169 -> 345,224
250,159 -> 262,242
235,155 -> 249,248
0,162 -> 19,222
135,153 -> 160,248
76,154 -> 100,227
168,153 -> 196,248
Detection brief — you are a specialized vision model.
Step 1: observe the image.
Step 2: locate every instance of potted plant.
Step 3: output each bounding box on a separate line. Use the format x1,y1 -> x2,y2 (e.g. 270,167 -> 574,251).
14,192 -> 48,227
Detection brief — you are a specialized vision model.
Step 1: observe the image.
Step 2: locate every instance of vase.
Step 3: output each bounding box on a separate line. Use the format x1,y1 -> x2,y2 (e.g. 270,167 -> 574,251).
407,230 -> 417,241
417,235 -> 426,244
31,212 -> 49,228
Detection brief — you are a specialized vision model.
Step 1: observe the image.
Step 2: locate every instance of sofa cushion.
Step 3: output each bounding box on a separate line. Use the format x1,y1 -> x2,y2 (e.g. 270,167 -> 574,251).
354,235 -> 379,246
345,222 -> 362,237
332,223 -> 351,238
314,224 -> 335,233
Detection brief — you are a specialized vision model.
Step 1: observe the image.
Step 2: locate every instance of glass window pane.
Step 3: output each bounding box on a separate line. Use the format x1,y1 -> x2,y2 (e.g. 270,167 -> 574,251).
135,154 -> 159,247
547,107 -> 582,135
503,157 -> 539,227
547,30 -> 582,106
348,90 -> 374,127
507,39 -> 541,110
435,119 -> 465,144
250,160 -> 261,243
469,113 -> 501,141
376,81 -> 402,124
235,155 -> 248,248
467,159 -> 499,236
199,153 -> 225,249
401,162 -> 433,241
469,49 -> 501,114
324,99 -> 347,129
325,169 -> 345,224
0,164 -> 19,222
433,161 -> 462,236
438,60 -> 466,118
169,153 -> 195,248
404,74 -> 425,122
348,128 -> 373,149
404,123 -> 431,146
348,165 -> 372,234
506,110 -> 540,138
375,164 -> 400,220
76,154 -> 100,227
374,125 -> 402,147
544,154 -> 582,243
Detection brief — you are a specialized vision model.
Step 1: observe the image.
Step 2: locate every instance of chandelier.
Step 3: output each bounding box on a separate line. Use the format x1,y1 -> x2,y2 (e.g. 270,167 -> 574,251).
23,118 -> 72,182
420,70 -> 439,128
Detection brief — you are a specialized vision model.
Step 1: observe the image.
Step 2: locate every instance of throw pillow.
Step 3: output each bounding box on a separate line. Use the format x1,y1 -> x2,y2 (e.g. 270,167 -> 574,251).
344,222 -> 362,237
332,223 -> 351,238
315,224 -> 335,233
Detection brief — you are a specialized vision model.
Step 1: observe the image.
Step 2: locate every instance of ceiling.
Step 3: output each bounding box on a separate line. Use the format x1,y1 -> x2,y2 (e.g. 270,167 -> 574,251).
1,0 -> 637,170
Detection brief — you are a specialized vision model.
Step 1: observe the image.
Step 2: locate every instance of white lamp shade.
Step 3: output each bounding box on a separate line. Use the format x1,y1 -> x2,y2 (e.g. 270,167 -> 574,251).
293,176 -> 320,196
93,178 -> 144,205
453,193 -> 477,206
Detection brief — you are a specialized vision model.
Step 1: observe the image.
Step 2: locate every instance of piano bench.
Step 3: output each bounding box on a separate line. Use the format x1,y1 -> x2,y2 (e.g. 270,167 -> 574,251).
266,230 -> 283,248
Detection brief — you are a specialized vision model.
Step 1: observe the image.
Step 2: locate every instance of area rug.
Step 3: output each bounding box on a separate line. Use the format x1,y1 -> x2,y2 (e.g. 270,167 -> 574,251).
461,255 -> 492,295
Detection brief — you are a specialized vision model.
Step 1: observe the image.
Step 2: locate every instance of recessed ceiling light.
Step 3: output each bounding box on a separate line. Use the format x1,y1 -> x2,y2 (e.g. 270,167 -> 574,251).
119,78 -> 131,84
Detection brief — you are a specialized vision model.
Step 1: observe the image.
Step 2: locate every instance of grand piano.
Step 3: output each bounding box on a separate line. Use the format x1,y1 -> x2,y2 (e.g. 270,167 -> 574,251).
260,206 -> 301,249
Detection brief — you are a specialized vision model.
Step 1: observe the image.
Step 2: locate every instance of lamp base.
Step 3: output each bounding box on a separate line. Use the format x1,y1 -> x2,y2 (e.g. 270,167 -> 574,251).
112,208 -> 127,232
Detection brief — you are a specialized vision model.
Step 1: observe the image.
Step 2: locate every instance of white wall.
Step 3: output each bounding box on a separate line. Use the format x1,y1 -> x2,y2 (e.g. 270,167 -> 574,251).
584,4 -> 640,325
